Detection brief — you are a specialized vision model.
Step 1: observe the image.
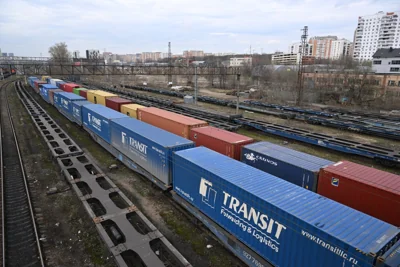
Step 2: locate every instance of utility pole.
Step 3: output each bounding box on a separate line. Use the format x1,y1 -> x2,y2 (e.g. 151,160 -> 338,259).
236,74 -> 241,114
168,42 -> 172,85
194,67 -> 198,104
296,26 -> 308,106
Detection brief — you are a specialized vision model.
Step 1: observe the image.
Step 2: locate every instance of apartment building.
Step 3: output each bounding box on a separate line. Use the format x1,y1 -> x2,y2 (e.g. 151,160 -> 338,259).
183,50 -> 204,58
272,53 -> 301,65
229,57 -> 252,67
288,42 -> 313,56
353,11 -> 400,61
330,39 -> 354,60
309,36 -> 338,59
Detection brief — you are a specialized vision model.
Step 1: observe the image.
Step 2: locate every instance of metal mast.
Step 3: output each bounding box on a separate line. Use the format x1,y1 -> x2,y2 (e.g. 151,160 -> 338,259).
168,42 -> 172,84
296,26 -> 308,105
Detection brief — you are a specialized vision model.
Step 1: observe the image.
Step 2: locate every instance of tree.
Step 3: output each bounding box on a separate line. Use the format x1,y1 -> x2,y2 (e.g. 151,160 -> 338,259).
48,42 -> 71,62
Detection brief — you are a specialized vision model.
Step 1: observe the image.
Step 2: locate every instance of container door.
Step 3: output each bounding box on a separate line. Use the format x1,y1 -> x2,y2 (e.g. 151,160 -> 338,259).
94,96 -> 97,104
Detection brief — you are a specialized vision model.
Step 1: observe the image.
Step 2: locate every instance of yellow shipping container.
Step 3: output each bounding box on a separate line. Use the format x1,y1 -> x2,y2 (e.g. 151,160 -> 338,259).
41,75 -> 51,81
86,90 -> 117,106
121,104 -> 146,119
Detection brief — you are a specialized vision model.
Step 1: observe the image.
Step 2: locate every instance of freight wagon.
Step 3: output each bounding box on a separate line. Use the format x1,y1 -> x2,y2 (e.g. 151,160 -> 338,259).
54,92 -> 87,122
172,146 -> 400,267
39,84 -> 60,103
71,100 -> 92,126
25,77 -> 400,267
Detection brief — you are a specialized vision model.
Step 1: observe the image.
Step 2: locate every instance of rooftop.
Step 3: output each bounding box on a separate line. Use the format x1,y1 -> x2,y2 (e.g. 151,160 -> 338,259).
373,48 -> 400,58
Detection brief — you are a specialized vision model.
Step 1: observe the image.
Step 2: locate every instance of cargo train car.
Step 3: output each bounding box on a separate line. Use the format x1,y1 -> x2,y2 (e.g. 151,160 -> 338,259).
26,77 -> 400,267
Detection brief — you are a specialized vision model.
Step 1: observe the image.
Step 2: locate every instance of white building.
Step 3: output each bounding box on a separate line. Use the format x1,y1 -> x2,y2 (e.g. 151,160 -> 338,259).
330,39 -> 353,60
288,42 -> 313,56
372,48 -> 400,74
353,11 -> 400,61
272,53 -> 301,65
229,57 -> 252,67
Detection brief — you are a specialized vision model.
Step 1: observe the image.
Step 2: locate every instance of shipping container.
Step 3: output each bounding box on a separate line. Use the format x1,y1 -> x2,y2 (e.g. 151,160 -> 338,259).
34,80 -> 47,93
87,90 -> 117,106
80,89 -> 88,99
189,126 -> 254,160
46,77 -> 52,83
138,107 -> 208,138
73,87 -> 87,96
111,117 -> 195,186
105,97 -> 133,112
28,77 -> 39,89
241,142 -> 334,191
71,101 -> 92,125
49,78 -> 62,86
49,89 -> 63,105
54,92 -> 87,122
120,104 -> 145,119
318,161 -> 400,226
40,84 -> 59,103
82,104 -> 127,144
172,147 -> 400,267
61,83 -> 80,93
41,75 -> 51,81
56,81 -> 66,89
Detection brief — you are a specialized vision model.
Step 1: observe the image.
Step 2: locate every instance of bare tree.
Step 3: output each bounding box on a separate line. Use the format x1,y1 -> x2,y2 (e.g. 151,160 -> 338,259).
48,42 -> 71,63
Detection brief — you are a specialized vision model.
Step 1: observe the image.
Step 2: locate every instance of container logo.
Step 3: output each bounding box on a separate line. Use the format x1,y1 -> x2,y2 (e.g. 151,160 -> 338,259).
61,98 -> 69,109
121,132 -> 148,155
73,107 -> 80,117
331,177 -> 339,187
199,178 -> 216,208
88,113 -> 101,131
197,179 -> 286,253
244,153 -> 277,166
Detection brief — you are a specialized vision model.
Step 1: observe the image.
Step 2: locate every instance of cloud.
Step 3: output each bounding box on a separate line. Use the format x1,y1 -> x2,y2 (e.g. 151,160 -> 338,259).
0,0 -> 399,56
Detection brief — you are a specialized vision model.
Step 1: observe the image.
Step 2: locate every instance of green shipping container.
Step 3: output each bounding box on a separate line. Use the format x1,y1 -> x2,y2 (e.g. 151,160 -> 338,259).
73,88 -> 88,95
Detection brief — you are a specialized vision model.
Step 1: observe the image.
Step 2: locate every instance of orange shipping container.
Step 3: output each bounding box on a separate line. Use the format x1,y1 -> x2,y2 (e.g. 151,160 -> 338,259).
137,107 -> 208,138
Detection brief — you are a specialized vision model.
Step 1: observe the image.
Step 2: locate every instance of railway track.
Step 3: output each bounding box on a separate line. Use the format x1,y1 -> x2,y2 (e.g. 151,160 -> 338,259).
0,80 -> 44,267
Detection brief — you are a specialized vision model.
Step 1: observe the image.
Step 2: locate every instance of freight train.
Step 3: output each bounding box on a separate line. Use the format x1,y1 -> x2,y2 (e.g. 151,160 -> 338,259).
26,76 -> 400,267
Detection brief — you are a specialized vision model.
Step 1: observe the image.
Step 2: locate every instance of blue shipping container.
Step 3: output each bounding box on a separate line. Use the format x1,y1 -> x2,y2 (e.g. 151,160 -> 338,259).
241,142 -> 334,191
40,84 -> 59,103
56,81 -> 66,89
82,104 -> 128,144
46,77 -> 52,83
28,77 -> 38,88
71,100 -> 92,125
54,92 -> 87,122
173,147 -> 400,267
110,117 -> 195,185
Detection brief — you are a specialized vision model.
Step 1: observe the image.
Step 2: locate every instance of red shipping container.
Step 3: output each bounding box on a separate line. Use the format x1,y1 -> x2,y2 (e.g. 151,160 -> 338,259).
79,90 -> 88,99
61,83 -> 80,92
189,126 -> 254,160
34,80 -> 47,93
318,161 -> 400,226
137,107 -> 208,138
49,89 -> 63,105
105,97 -> 133,112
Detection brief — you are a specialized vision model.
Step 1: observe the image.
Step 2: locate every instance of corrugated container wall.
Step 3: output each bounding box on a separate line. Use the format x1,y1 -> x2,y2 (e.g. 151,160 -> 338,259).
318,161 -> 400,226
189,126 -> 254,160
40,84 -> 59,103
73,88 -> 88,96
81,104 -> 127,144
111,117 -> 195,186
71,101 -> 92,125
49,89 -> 63,105
56,81 -> 66,89
138,107 -> 208,138
54,92 -> 87,122
62,83 -> 80,93
241,142 -> 334,191
46,77 -> 52,83
105,97 -> 133,112
172,147 -> 400,267
121,104 -> 145,119
49,78 -> 62,86
34,80 -> 47,93
79,89 -> 88,99
86,90 -> 117,106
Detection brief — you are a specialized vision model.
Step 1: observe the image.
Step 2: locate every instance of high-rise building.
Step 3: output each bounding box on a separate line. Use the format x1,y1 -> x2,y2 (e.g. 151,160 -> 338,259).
330,39 -> 353,60
8,53 -> 14,57
353,11 -> 400,61
288,42 -> 313,56
86,49 -> 101,59
183,50 -> 204,58
73,50 -> 80,58
309,36 -> 338,59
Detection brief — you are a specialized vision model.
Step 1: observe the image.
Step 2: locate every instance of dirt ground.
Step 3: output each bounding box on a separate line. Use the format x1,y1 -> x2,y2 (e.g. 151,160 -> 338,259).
4,79 -> 115,267
25,82 -> 244,267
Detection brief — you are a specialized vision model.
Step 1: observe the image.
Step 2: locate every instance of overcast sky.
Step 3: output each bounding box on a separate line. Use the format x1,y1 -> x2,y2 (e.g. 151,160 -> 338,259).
0,0 -> 399,56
